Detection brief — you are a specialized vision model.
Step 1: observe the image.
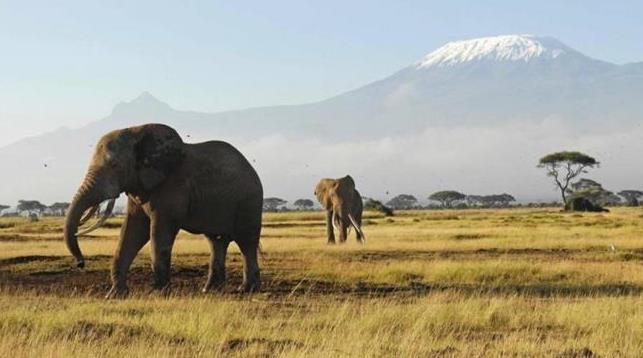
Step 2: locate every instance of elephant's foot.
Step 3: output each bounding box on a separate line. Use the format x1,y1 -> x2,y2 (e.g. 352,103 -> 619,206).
237,282 -> 260,293
149,283 -> 172,297
105,285 -> 129,299
327,240 -> 336,245
238,274 -> 261,293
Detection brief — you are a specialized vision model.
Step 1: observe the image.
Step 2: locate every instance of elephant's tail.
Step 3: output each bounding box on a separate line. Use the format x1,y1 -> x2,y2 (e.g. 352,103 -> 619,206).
348,213 -> 365,243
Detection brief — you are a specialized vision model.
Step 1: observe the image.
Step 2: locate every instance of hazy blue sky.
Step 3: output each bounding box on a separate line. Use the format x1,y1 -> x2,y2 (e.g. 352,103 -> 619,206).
1,0 -> 642,146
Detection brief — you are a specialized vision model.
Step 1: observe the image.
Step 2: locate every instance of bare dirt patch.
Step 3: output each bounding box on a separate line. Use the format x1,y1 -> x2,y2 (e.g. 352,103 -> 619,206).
1,254 -> 640,299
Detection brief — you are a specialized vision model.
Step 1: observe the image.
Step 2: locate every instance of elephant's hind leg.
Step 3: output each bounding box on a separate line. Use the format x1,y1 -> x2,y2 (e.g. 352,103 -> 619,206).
237,239 -> 261,293
203,235 -> 230,292
355,213 -> 364,243
233,198 -> 262,293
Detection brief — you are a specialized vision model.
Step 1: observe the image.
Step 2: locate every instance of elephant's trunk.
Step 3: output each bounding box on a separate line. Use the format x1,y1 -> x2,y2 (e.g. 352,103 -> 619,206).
64,169 -> 109,268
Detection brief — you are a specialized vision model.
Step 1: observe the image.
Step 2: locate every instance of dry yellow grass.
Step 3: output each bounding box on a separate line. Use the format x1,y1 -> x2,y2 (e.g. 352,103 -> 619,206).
0,207 -> 642,357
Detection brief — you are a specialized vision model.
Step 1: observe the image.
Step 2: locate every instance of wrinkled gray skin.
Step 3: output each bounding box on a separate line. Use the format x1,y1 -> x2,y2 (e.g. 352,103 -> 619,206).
64,124 -> 263,298
314,175 -> 365,244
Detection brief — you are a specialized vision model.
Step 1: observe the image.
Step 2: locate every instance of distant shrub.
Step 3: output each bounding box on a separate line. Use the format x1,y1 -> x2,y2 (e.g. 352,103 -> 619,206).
363,198 -> 394,217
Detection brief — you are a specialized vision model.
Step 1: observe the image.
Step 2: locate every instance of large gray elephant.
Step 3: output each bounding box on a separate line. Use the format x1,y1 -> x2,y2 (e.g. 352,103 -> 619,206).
64,123 -> 263,298
314,175 -> 365,244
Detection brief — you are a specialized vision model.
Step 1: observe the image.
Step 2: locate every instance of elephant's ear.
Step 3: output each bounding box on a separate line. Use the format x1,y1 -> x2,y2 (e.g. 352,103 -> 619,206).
135,124 -> 185,191
315,179 -> 335,210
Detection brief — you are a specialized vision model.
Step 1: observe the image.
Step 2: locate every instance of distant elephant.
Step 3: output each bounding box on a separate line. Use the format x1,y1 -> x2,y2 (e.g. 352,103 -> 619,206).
565,197 -> 609,212
314,175 -> 365,244
64,123 -> 263,298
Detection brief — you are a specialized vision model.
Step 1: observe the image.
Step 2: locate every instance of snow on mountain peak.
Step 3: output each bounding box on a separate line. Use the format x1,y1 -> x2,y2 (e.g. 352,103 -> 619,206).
416,35 -> 570,68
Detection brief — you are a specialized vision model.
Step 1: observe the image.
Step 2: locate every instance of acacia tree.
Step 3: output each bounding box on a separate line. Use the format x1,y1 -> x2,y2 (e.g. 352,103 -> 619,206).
262,197 -> 287,212
386,194 -> 418,210
429,190 -> 466,208
466,195 -> 484,207
17,200 -> 47,216
567,178 -> 619,206
0,204 -> 9,215
293,199 -> 314,210
538,151 -> 599,204
484,194 -> 516,207
466,194 -> 516,208
49,202 -> 71,216
618,190 -> 643,206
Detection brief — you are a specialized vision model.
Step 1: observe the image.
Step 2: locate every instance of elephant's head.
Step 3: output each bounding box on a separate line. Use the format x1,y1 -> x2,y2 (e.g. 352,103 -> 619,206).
64,123 -> 184,268
314,175 -> 357,216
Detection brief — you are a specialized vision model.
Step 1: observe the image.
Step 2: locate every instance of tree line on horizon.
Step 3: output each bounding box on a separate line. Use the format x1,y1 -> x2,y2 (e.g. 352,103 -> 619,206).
260,150 -> 642,214
2,151 -> 639,218
0,200 -> 72,217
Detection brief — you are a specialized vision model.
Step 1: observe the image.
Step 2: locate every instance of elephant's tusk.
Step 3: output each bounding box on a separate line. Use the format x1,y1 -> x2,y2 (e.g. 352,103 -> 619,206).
77,199 -> 116,236
79,204 -> 100,226
332,212 -> 340,232
348,213 -> 365,243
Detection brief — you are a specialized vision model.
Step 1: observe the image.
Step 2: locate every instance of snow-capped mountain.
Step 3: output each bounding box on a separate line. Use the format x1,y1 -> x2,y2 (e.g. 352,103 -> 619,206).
416,35 -> 572,68
2,35 -> 643,204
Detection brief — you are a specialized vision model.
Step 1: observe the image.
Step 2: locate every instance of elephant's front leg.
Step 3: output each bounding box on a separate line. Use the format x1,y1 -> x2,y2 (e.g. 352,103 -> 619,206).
203,236 -> 230,292
338,220 -> 348,243
150,219 -> 179,293
107,201 -> 150,299
326,210 -> 336,244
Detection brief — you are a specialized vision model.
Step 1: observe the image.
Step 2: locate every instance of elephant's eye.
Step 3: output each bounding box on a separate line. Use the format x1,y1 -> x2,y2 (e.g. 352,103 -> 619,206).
104,150 -> 116,163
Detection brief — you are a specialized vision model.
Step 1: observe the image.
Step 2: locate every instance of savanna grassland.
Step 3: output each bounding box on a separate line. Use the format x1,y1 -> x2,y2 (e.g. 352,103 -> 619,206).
0,208 -> 642,357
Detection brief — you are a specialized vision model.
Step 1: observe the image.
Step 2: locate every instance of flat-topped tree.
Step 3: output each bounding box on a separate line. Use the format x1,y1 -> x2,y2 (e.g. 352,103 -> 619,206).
466,195 -> 484,207
429,190 -> 466,208
484,193 -> 516,207
568,178 -> 619,206
263,197 -> 287,212
49,202 -> 71,216
0,205 -> 9,214
17,200 -> 47,216
618,190 -> 643,206
293,199 -> 314,210
538,151 -> 599,205
569,178 -> 602,193
386,194 -> 418,210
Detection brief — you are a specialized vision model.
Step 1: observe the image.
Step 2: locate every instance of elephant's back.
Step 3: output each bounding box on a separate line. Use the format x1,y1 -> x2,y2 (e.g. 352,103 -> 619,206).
179,141 -> 262,236
185,141 -> 262,195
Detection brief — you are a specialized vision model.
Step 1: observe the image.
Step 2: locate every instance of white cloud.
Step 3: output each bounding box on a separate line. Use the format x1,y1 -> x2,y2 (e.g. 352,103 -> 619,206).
230,120 -> 643,204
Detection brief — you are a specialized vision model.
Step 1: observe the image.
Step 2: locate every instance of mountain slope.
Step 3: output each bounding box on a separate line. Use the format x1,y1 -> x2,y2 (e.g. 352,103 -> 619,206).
2,35 -> 643,204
